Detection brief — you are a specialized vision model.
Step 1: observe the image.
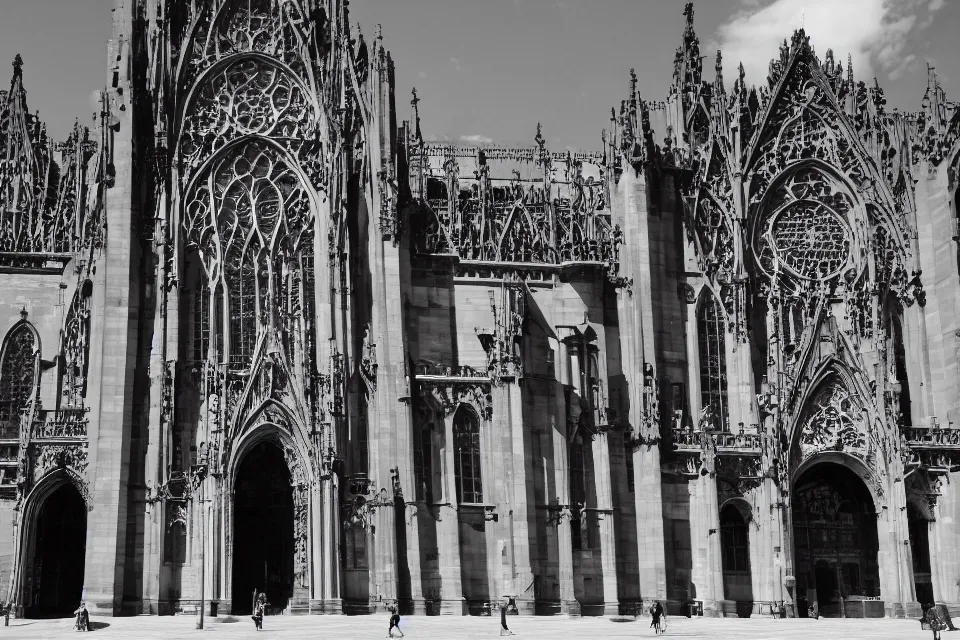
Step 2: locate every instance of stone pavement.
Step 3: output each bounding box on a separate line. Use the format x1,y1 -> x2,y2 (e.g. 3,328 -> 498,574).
3,614 -> 937,640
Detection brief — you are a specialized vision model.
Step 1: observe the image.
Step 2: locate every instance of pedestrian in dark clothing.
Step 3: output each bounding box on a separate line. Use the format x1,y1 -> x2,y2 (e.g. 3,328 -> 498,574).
924,603 -> 948,640
649,601 -> 665,634
251,592 -> 266,631
499,600 -> 514,635
387,606 -> 403,638
73,602 -> 89,631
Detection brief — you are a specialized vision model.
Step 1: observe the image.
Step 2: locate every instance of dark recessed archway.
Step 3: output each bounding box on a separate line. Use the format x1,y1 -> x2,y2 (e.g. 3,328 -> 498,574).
27,481 -> 87,618
792,462 -> 880,618
908,502 -> 934,606
720,503 -> 753,613
231,440 -> 294,615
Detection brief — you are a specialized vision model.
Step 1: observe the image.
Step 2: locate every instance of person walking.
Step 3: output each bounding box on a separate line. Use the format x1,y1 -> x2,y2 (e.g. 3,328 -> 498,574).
387,606 -> 404,638
499,599 -> 514,636
251,592 -> 266,631
649,600 -> 665,635
924,603 -> 948,640
73,602 -> 89,632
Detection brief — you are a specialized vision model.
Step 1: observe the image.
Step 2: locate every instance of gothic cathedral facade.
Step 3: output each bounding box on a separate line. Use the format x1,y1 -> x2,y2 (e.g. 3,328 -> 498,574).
0,0 -> 958,621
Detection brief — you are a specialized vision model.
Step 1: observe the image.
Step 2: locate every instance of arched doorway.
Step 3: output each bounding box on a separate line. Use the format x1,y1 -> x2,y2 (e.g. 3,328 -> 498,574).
792,463 -> 880,618
231,441 -> 294,615
27,482 -> 87,618
720,503 -> 753,614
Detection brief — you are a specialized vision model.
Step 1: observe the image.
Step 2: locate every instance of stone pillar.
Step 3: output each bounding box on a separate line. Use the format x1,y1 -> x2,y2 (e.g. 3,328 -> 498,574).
590,432 -> 619,616
365,51 -> 422,612
930,478 -> 960,607
688,467 -> 722,615
749,478 -> 778,607
317,476 -> 340,612
633,444 -> 667,603
614,139 -> 668,612
552,365 -> 576,615
437,413 -> 462,613
82,9 -> 138,615
493,381 -> 534,611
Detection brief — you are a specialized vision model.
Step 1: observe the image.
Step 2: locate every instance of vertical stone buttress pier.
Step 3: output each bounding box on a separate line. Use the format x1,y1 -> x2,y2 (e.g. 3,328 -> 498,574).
367,48 -> 422,614
616,159 -> 668,607
914,156 -> 960,614
83,0 -> 137,616
438,410 -> 463,613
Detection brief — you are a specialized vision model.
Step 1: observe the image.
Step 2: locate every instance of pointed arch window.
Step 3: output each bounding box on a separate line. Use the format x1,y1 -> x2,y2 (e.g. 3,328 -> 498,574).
184,140 -> 313,372
697,292 -> 728,430
887,307 -> 912,426
413,423 -> 433,503
453,407 -> 483,504
0,323 -> 37,437
720,505 -> 750,573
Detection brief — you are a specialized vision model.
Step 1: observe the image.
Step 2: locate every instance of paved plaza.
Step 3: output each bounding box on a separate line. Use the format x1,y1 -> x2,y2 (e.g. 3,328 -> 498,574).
4,614 -> 937,640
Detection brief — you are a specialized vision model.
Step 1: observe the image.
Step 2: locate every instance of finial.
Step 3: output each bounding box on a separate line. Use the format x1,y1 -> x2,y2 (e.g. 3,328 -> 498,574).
684,2 -> 694,29
12,54 -> 22,78
847,53 -> 854,83
374,23 -> 382,41
629,68 -> 637,100
20,306 -> 27,321
715,50 -> 724,88
411,88 -> 422,143
535,122 -> 544,150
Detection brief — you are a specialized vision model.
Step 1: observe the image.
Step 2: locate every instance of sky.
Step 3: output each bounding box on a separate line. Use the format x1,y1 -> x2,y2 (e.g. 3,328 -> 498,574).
0,0 -> 957,150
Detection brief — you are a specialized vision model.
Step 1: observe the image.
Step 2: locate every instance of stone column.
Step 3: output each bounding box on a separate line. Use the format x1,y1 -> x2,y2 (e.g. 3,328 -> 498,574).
552,349 -> 576,614
614,139 -> 668,612
929,478 -> 960,606
82,10 -> 138,615
494,382 -> 534,611
591,432 -> 619,616
365,51 -> 422,612
688,463 -> 723,615
437,412 -> 463,613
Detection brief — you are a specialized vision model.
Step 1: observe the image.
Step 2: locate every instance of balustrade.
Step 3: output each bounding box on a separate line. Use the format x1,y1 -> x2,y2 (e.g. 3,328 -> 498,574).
714,432 -> 764,452
671,429 -> 763,452
413,360 -> 486,379
902,426 -> 960,448
31,408 -> 89,439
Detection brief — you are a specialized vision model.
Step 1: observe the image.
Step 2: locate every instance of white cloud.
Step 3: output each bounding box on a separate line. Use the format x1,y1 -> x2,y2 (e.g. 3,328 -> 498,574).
449,57 -> 463,72
713,0 -> 936,86
460,134 -> 493,144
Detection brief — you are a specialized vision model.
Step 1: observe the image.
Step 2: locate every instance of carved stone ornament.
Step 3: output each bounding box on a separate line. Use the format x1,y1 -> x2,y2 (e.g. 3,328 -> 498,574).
798,383 -> 867,460
418,379 -> 493,421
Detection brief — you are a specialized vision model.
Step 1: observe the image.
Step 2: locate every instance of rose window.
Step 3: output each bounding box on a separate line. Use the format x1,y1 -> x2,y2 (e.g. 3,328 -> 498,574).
771,200 -> 849,280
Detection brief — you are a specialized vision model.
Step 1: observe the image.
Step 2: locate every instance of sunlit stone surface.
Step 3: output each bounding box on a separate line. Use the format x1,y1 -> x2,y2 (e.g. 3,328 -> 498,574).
0,0 -> 957,622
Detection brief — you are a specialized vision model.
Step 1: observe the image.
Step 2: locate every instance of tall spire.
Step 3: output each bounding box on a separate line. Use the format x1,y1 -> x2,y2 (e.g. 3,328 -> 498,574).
1,53 -> 37,251
715,50 -> 725,96
680,2 -> 702,86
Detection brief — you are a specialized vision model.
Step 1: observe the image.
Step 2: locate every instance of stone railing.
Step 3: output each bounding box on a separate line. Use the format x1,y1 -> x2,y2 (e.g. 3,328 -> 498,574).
413,360 -> 486,379
31,408 -> 89,439
902,427 -> 960,448
714,432 -> 764,452
671,430 -> 702,451
671,430 -> 763,452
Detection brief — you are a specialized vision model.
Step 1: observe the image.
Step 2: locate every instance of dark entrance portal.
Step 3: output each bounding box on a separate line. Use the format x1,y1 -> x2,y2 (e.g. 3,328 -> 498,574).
792,463 -> 880,618
231,441 -> 294,615
30,482 -> 87,618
